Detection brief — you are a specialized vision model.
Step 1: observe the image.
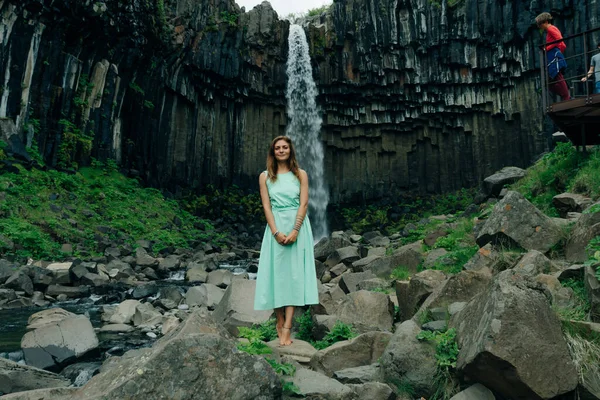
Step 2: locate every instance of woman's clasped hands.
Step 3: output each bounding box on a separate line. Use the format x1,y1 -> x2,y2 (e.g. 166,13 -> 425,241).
282,230 -> 298,245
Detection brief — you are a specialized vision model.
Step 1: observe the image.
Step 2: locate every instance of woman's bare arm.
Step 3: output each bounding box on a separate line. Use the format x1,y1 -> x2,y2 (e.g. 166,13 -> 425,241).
259,173 -> 286,243
284,170 -> 309,244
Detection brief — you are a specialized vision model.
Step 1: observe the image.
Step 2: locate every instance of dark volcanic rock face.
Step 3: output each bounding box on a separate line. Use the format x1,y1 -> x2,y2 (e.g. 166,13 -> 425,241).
0,0 -> 597,201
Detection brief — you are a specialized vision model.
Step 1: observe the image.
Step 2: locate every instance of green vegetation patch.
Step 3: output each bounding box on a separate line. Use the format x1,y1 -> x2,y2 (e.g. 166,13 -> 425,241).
390,265 -> 412,281
555,278 -> 591,321
294,310 -> 357,350
428,218 -> 478,274
511,143 -> 600,216
307,4 -> 331,16
313,320 -> 357,350
416,328 -> 460,399
0,163 -> 220,260
339,187 -> 476,236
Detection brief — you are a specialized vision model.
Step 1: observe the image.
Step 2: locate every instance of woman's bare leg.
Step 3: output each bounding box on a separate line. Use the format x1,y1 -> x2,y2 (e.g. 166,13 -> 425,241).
280,306 -> 295,346
275,307 -> 285,340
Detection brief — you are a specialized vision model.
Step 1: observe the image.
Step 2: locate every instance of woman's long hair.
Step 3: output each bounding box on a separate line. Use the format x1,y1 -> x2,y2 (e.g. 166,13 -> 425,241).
266,136 -> 301,182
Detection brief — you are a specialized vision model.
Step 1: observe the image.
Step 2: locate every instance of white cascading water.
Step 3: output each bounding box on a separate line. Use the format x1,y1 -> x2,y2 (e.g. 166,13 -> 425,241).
285,25 -> 329,240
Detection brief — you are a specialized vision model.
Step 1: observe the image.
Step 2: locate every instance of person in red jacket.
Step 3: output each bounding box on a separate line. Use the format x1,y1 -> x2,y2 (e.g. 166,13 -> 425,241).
536,12 -> 570,101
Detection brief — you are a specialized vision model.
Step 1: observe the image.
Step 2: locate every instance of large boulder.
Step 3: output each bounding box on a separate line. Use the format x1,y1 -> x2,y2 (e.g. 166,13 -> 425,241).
4,270 -> 34,296
462,244 -> 498,271
282,366 -> 355,400
333,363 -> 383,384
72,312 -> 281,399
396,269 -> 446,322
379,320 -> 437,397
0,387 -> 78,399
325,246 -> 360,268
452,270 -> 578,399
552,193 -> 593,217
212,279 -> 272,335
310,331 -> 392,377
476,191 -> 563,252
513,250 -> 561,275
45,285 -> 90,298
21,309 -> 99,371
185,284 -> 225,309
565,201 -> 600,262
314,234 -> 352,262
0,358 -> 70,395
314,283 -> 347,316
334,290 -> 394,333
131,302 -> 163,327
109,300 -> 141,324
482,166 -> 526,197
339,271 -> 377,293
135,247 -> 158,267
357,242 -> 423,278
413,268 -> 492,319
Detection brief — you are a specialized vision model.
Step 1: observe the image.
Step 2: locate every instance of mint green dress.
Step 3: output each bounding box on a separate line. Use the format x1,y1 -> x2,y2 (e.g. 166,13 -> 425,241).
254,171 -> 319,310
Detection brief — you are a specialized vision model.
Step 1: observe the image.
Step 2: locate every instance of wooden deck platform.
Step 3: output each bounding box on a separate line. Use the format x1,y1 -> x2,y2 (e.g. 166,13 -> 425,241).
546,93 -> 600,146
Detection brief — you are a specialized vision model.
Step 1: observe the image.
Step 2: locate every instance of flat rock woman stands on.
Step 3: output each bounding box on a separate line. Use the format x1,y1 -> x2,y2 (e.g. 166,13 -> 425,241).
254,136 -> 319,346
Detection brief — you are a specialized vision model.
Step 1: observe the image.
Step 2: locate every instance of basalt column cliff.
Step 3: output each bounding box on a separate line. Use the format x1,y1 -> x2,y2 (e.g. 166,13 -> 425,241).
1,0 -> 598,202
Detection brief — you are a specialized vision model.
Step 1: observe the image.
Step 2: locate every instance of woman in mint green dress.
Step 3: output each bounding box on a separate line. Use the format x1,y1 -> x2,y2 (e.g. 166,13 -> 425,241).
254,136 -> 319,346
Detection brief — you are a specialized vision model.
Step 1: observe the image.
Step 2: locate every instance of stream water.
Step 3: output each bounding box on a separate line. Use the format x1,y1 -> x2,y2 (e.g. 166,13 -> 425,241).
0,264 -> 254,362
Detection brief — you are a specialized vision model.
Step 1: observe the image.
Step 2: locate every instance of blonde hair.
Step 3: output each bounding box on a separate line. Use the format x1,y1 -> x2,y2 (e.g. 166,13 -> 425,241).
266,136 -> 301,182
535,12 -> 553,26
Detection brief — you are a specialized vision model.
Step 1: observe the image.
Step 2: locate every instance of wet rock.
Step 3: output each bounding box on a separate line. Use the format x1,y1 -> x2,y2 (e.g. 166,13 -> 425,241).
21,309 -> 99,371
45,285 -> 90,299
131,282 -> 158,299
109,299 -> 141,324
185,284 -> 225,309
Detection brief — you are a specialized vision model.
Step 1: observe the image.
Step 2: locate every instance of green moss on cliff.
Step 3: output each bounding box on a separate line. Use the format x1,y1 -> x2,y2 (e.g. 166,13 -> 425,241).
0,163 -> 221,261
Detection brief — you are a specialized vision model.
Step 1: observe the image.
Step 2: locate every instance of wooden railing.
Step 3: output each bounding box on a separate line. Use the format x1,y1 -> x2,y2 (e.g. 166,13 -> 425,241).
539,26 -> 600,113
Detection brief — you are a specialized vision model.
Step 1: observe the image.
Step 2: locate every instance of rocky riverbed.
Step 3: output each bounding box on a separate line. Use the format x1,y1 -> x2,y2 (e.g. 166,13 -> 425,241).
1,165 -> 600,399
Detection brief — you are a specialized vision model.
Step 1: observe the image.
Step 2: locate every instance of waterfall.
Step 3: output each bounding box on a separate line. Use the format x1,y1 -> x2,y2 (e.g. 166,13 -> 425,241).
285,25 -> 329,240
